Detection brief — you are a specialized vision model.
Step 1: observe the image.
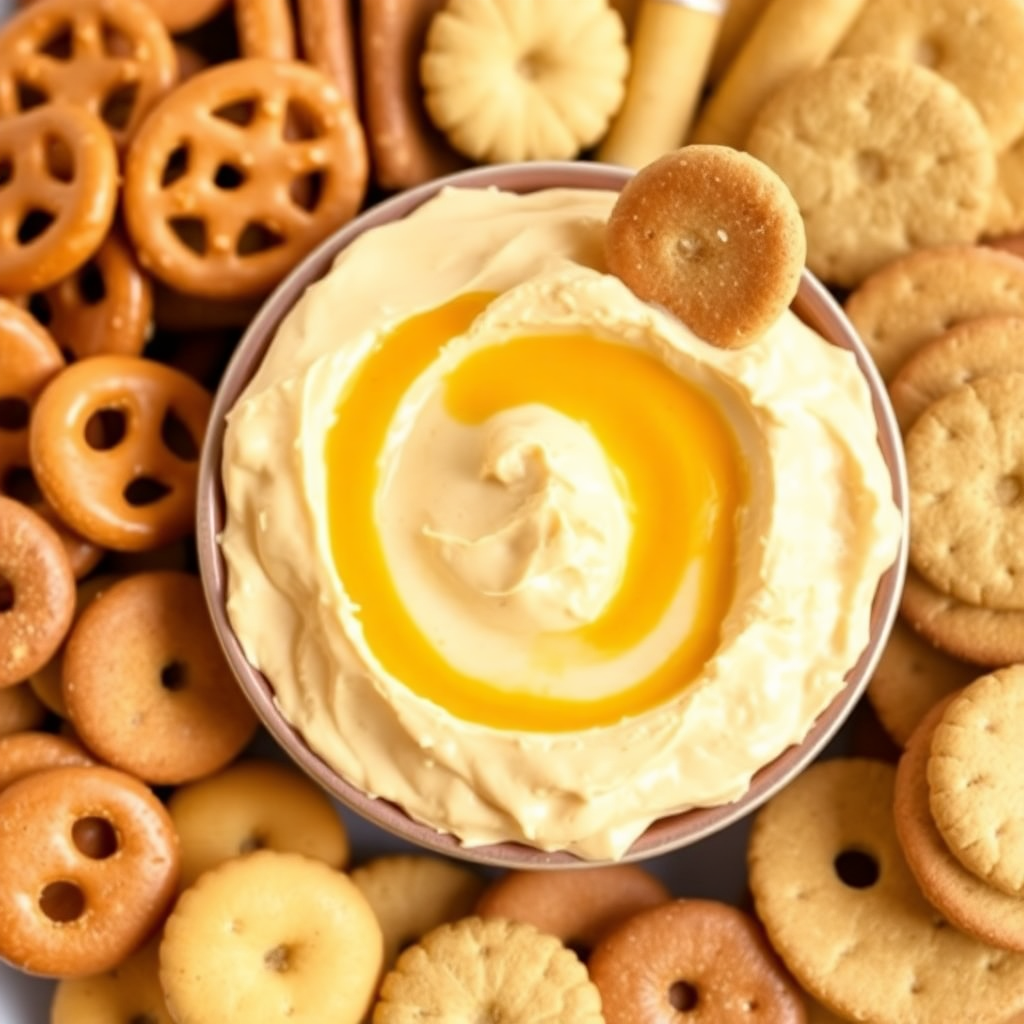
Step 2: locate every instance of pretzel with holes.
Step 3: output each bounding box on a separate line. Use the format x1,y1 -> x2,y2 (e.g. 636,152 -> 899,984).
123,58 -> 368,299
29,355 -> 212,552
0,104 -> 118,294
0,0 -> 178,151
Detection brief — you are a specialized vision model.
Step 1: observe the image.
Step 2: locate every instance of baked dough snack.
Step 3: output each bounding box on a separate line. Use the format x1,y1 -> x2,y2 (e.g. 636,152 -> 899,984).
235,0 -> 297,60
62,571 -> 259,785
144,0 -> 228,33
124,59 -> 368,299
0,0 -> 177,150
0,764 -> 179,978
588,899 -> 806,1024
297,0 -> 358,106
160,850 -> 382,1024
0,731 -> 94,793
0,684 -> 47,737
421,0 -> 629,163
895,696 -> 1024,952
169,758 -> 350,888
373,916 -> 604,1024
746,56 -> 995,288
0,104 -> 118,294
928,667 -> 1024,897
351,855 -> 484,969
604,145 -> 805,348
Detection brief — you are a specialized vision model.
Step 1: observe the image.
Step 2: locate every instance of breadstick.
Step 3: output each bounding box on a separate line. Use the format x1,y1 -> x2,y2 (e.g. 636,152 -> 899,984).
599,0 -> 725,169
297,0 -> 359,107
361,0 -> 466,191
609,0 -> 642,35
691,0 -> 868,148
235,0 -> 297,61
707,0 -> 770,83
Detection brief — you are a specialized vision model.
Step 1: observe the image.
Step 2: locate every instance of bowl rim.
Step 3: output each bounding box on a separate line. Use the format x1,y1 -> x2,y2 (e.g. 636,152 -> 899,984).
196,160 -> 909,868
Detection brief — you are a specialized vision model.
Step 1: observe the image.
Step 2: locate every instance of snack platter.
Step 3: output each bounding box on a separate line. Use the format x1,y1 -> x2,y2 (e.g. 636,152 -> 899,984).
2,0 -> 1024,1022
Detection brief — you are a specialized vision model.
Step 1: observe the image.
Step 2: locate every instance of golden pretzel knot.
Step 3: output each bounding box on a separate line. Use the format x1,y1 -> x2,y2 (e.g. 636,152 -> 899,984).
124,58 -> 369,299
29,355 -> 212,552
0,0 -> 177,150
0,103 -> 118,294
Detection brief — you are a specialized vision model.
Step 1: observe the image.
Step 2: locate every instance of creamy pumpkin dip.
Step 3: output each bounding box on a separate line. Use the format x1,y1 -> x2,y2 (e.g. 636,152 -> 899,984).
220,186 -> 901,860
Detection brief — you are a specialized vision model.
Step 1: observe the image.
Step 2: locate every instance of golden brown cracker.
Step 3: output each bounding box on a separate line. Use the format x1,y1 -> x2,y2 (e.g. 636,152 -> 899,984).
988,137 -> 1024,239
906,374 -> 1024,610
928,667 -> 1024,897
748,757 -> 1024,1024
746,57 -> 995,289
895,696 -> 1024,952
844,245 -> 1024,382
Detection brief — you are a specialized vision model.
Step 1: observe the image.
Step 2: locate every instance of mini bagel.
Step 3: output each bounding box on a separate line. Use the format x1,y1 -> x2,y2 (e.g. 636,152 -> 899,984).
0,683 -> 47,737
168,759 -> 350,888
0,764 -> 179,978
475,865 -> 670,957
588,899 -> 806,1024
605,145 -> 806,348
62,571 -> 259,785
0,731 -> 95,793
0,495 -> 75,687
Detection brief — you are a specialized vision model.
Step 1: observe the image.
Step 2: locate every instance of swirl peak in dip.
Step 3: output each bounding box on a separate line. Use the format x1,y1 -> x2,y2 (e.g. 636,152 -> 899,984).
220,186 -> 902,860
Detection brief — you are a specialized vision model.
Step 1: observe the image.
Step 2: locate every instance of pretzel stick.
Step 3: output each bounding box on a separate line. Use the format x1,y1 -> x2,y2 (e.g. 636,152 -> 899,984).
235,0 -> 297,61
599,0 -> 725,169
691,0 -> 868,148
297,0 -> 358,107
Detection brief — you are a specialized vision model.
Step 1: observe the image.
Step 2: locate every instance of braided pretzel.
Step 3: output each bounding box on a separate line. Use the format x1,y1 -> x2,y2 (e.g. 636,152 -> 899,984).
29,355 -> 212,551
26,231 -> 153,360
0,0 -> 178,151
124,59 -> 368,299
0,104 -> 118,294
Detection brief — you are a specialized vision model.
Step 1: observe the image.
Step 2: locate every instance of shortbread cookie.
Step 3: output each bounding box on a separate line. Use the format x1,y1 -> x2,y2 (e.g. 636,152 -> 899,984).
160,850 -> 382,1024
988,139 -> 1024,238
350,855 -> 484,969
169,759 -> 350,888
748,758 -> 1024,1024
889,316 -> 1024,432
929,667 -> 1024,897
895,696 -> 1024,952
604,145 -> 806,348
374,916 -> 604,1024
901,566 -> 1024,666
844,245 -> 1024,382
867,616 -> 977,746
747,57 -> 995,289
421,0 -> 629,163
588,899 -> 806,1024
475,865 -> 669,956
837,0 -> 1024,149
906,374 -> 1024,610
51,936 -> 173,1024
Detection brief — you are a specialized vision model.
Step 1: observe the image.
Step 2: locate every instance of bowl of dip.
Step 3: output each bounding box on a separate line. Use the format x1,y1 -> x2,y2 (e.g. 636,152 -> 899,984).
197,160 -> 908,867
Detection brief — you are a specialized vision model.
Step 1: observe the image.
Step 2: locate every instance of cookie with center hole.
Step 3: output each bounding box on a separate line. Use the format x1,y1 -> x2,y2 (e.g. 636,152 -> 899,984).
604,144 -> 805,349
906,373 -> 1024,611
928,667 -> 1024,897
896,695 -> 1024,952
748,758 -> 1024,1024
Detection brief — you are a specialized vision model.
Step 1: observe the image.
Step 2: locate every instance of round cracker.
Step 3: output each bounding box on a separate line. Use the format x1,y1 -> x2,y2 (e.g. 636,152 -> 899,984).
748,758 -> 1024,1024
844,245 -> 1024,382
906,374 -> 1024,610
889,315 -> 1024,433
928,667 -> 1024,897
895,695 -> 1024,952
604,144 -> 805,348
988,138 -> 1024,239
867,615 -> 977,747
746,56 -> 994,289
836,0 -> 1024,149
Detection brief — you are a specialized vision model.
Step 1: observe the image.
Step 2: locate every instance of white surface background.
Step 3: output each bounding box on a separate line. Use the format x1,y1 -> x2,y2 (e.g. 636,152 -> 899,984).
0,1 -> 857,1018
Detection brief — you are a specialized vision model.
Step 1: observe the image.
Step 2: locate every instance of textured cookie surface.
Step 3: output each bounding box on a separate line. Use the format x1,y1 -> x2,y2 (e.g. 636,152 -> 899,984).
748,758 -> 1024,1024
746,57 -> 994,289
373,916 -> 604,1024
906,374 -> 1024,610
844,245 -> 1024,382
889,316 -> 1024,433
895,696 -> 1024,952
605,144 -> 805,348
837,0 -> 1024,149
867,616 -> 977,746
928,667 -> 1024,897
